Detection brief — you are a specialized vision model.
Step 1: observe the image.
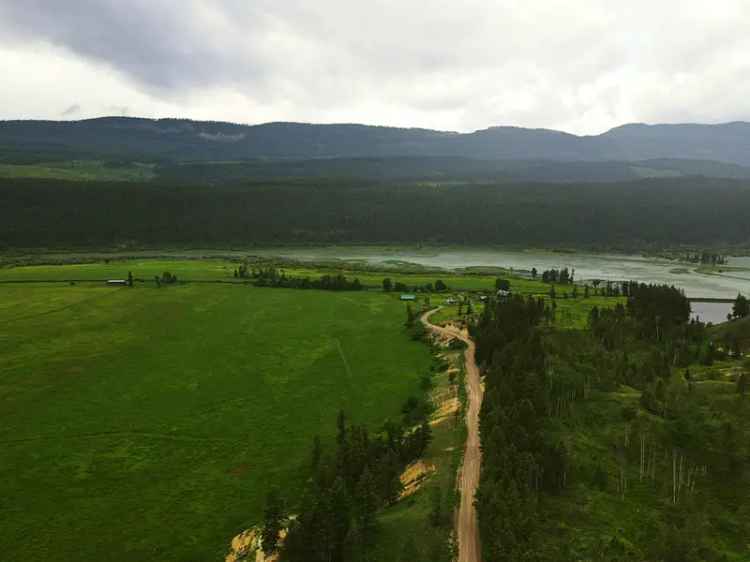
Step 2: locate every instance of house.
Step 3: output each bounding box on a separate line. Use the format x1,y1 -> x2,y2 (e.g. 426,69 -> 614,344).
400,294 -> 416,301
445,298 -> 457,305
496,289 -> 512,299
106,279 -> 128,286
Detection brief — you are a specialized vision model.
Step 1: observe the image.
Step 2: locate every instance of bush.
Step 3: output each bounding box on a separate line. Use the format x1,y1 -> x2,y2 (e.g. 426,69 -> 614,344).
621,405 -> 637,421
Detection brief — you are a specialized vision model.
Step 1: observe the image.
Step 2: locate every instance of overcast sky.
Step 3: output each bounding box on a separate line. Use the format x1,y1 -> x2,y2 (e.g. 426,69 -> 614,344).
1,0 -> 749,134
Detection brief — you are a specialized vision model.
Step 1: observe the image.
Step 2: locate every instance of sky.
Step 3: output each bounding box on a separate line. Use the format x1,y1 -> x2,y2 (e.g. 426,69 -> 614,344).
1,0 -> 749,135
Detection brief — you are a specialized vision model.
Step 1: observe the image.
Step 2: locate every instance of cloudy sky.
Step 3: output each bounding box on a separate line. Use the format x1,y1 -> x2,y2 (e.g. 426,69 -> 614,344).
1,0 -> 749,134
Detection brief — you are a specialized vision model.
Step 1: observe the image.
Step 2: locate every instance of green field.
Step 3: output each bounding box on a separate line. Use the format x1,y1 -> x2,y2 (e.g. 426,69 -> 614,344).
0,279 -> 432,561
0,160 -> 155,182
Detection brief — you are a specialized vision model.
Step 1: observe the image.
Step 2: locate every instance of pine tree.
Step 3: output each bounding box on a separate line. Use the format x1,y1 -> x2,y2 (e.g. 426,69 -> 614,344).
328,476 -> 351,561
261,488 -> 284,555
311,435 -> 322,471
733,293 -> 749,318
379,450 -> 404,504
354,467 -> 379,549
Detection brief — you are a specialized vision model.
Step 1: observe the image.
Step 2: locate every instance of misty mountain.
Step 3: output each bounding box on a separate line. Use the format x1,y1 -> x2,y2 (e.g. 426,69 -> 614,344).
2,117 -> 750,167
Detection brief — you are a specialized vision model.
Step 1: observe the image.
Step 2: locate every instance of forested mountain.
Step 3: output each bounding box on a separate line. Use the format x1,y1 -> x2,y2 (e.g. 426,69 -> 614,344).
3,117 -> 750,166
2,176 -> 749,249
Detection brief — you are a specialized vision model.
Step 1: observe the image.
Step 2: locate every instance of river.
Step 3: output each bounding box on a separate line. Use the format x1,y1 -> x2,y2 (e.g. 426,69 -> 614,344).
254,246 -> 749,300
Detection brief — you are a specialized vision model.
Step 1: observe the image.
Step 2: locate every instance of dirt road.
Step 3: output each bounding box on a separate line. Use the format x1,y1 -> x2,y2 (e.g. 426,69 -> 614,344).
422,309 -> 483,562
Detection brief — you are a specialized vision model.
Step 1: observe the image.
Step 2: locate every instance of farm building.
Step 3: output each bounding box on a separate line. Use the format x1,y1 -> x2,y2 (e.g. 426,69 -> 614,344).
106,279 -> 128,286
400,294 -> 416,301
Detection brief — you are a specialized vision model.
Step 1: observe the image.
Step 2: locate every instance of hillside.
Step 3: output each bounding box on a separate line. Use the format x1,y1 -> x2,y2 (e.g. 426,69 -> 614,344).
3,117 -> 750,166
2,176 -> 749,250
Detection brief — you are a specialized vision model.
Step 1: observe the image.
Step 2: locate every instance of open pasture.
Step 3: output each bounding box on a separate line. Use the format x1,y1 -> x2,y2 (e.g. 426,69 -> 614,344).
0,278 -> 431,562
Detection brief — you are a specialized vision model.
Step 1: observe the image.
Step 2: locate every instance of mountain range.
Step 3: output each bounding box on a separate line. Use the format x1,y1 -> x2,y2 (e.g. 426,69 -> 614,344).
2,117 -> 750,166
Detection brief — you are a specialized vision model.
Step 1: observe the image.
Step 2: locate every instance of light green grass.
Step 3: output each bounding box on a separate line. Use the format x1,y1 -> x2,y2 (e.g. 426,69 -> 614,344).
0,259 -> 236,282
0,160 -> 155,182
0,282 -> 431,562
0,256 -> 556,292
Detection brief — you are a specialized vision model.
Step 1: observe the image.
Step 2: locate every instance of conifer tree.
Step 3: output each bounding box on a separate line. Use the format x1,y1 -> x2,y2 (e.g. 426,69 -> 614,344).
261,488 -> 284,555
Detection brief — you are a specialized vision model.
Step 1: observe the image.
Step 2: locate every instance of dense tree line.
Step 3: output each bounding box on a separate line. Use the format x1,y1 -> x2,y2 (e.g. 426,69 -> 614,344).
470,284 -> 749,560
249,267 -> 363,291
2,177 -> 750,249
470,296 -> 568,560
261,401 -> 434,561
540,268 -> 574,284
732,293 -> 749,319
382,277 -> 447,293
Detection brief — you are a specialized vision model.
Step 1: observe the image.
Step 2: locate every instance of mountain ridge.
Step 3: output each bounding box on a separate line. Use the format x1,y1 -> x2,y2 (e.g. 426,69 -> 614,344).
2,117 -> 750,165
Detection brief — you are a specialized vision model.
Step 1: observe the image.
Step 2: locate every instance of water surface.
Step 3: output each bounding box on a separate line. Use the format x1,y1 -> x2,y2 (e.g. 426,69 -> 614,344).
256,246 -> 750,299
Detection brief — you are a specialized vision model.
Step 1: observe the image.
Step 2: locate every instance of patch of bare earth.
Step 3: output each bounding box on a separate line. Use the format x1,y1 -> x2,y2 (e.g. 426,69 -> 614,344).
431,396 -> 460,426
399,460 -> 437,499
225,527 -> 288,562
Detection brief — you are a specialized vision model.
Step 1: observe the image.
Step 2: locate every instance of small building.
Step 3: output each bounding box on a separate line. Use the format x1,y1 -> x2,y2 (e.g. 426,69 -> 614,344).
444,298 -> 457,305
496,289 -> 512,300
106,279 -> 128,286
400,294 -> 416,301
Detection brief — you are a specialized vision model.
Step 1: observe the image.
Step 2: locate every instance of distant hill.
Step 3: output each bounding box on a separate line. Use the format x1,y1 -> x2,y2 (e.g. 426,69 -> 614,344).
2,117 -> 750,167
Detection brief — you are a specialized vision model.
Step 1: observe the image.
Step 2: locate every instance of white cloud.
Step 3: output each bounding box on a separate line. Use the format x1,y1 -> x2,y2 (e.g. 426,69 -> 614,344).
1,0 -> 749,134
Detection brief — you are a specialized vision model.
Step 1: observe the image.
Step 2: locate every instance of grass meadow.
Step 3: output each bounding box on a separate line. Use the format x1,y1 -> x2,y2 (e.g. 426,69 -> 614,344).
0,277 -> 431,562
0,256 -> 628,561
0,160 -> 155,182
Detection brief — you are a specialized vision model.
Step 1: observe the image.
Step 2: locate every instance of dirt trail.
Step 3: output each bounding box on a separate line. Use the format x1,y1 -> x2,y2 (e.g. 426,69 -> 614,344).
421,309 -> 483,562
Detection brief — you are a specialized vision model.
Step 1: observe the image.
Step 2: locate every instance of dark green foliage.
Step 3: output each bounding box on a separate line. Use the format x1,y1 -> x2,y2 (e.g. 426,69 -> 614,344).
541,268 -> 573,284
353,467 -> 379,548
3,177 -> 750,249
401,396 -> 431,426
399,537 -> 421,562
472,296 -> 552,559
495,278 -> 511,292
592,463 -> 608,491
311,435 -> 322,471
733,293 -> 749,319
382,278 -> 392,292
624,282 -> 690,337
251,267 -> 362,291
737,372 -> 748,396
280,408 -> 433,562
471,284 -> 750,561
262,488 -> 284,555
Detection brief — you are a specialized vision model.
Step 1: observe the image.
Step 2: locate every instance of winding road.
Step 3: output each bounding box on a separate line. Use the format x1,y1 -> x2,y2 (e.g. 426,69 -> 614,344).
422,308 -> 483,562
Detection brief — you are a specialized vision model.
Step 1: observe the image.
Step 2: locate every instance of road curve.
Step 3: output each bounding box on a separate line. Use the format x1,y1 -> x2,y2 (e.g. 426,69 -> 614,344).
421,308 -> 483,562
